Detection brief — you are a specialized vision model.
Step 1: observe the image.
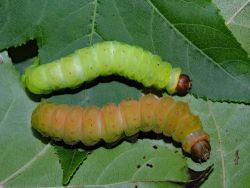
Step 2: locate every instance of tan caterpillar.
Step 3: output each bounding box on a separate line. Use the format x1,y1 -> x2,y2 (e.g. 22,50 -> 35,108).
32,94 -> 210,162
22,41 -> 191,95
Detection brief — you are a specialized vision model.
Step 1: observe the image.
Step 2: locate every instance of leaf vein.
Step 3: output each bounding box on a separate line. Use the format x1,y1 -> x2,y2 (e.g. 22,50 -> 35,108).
226,0 -> 250,25
95,147 -> 138,184
112,0 -> 134,43
149,8 -> 156,53
146,0 -> 250,91
207,102 -> 226,188
89,0 -> 98,44
0,98 -> 15,128
0,144 -> 51,185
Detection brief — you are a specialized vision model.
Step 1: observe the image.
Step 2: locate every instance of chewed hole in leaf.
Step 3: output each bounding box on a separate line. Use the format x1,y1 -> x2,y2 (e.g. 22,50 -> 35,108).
7,39 -> 38,63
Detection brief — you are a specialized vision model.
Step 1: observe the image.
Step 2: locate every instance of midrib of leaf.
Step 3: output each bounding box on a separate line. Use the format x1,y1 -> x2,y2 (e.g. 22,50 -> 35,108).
0,144 -> 51,186
226,0 -> 250,25
62,151 -> 77,181
89,0 -> 98,44
146,0 -> 250,90
0,98 -> 15,128
67,150 -> 77,172
207,102 -> 226,188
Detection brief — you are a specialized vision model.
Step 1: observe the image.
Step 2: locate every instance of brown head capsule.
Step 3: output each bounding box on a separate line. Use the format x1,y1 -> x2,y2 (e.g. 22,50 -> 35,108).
175,74 -> 192,95
191,140 -> 211,162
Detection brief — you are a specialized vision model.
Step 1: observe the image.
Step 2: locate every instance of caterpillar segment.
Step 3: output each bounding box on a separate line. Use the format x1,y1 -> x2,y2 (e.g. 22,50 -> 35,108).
22,41 -> 191,95
32,94 -> 210,162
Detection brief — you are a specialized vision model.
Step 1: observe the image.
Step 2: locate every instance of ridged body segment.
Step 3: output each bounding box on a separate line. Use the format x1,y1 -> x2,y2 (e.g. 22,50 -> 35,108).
22,41 -> 181,94
32,94 -> 209,156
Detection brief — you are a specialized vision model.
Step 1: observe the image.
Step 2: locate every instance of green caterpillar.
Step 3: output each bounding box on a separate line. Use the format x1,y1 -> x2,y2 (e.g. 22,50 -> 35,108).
32,94 -> 210,162
22,41 -> 191,95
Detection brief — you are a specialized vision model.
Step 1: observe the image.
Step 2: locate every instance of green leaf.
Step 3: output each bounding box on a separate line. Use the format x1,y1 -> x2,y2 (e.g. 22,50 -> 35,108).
82,182 -> 184,188
1,55 -> 250,187
0,52 -> 62,187
1,1 -> 250,187
68,140 -> 190,187
214,0 -> 250,55
54,145 -> 88,185
184,96 -> 250,188
0,53 -> 190,187
1,0 -> 250,102
148,0 -> 250,102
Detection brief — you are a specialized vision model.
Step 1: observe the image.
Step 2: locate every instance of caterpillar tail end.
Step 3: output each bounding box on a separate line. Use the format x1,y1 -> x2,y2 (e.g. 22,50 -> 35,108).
175,74 -> 192,95
21,57 -> 42,93
191,140 -> 211,162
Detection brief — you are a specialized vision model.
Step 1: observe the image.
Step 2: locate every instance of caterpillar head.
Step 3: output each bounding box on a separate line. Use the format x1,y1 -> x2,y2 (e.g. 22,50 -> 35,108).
191,140 -> 211,162
175,74 -> 192,95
